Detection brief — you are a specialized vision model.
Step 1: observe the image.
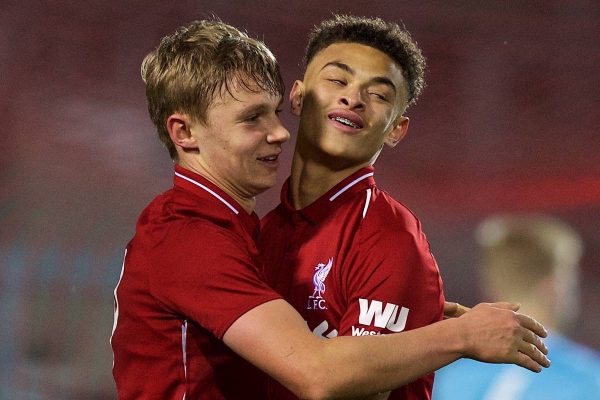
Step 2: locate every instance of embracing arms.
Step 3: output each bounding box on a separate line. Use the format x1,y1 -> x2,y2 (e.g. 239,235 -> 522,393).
224,299 -> 549,400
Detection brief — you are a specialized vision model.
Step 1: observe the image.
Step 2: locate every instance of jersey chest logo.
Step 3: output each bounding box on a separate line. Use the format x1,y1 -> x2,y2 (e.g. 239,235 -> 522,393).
307,257 -> 333,310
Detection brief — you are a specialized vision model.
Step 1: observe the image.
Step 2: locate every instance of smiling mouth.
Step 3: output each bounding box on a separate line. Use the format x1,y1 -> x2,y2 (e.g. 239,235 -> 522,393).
329,115 -> 363,129
330,116 -> 360,129
257,155 -> 279,162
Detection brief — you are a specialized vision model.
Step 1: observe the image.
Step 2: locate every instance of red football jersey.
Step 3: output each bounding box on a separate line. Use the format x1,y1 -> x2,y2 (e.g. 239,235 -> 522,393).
259,166 -> 445,400
111,165 -> 281,399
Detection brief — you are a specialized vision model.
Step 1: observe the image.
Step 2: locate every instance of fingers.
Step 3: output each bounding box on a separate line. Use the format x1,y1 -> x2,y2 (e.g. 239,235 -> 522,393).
513,312 -> 550,372
516,313 -> 548,338
461,303 -> 551,373
523,328 -> 548,355
513,350 -> 546,373
443,301 -> 457,317
443,301 -> 470,318
516,337 -> 551,372
512,324 -> 550,372
484,301 -> 521,312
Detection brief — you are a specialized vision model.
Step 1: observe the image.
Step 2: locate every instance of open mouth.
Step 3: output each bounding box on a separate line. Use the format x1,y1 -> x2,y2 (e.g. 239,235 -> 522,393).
330,116 -> 360,129
257,154 -> 279,162
327,111 -> 364,130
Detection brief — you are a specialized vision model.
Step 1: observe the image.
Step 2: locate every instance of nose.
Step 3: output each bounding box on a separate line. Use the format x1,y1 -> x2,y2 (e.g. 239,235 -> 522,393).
267,119 -> 290,144
339,85 -> 365,110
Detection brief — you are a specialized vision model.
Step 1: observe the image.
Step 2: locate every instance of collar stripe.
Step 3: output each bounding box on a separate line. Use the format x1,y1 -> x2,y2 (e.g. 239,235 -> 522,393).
362,188 -> 372,219
181,320 -> 188,380
329,172 -> 374,202
174,171 -> 239,215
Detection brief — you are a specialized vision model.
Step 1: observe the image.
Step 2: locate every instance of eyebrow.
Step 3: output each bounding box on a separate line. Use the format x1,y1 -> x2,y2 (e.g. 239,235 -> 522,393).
237,103 -> 269,118
321,61 -> 397,94
321,61 -> 353,74
236,97 -> 283,118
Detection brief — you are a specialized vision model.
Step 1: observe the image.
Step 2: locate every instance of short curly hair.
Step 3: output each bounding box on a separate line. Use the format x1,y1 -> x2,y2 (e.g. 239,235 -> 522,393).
305,15 -> 426,107
142,20 -> 284,160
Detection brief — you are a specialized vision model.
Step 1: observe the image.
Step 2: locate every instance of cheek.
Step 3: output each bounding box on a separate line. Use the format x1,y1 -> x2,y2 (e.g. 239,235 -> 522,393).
305,87 -> 334,112
301,95 -> 321,120
236,137 -> 263,160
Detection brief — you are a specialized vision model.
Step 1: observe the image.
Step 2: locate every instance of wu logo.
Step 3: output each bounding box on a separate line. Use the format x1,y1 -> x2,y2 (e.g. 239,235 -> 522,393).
307,257 -> 333,310
358,298 -> 409,332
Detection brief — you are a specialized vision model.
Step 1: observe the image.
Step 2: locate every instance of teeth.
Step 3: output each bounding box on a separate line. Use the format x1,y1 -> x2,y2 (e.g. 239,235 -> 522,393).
333,116 -> 358,128
259,155 -> 277,161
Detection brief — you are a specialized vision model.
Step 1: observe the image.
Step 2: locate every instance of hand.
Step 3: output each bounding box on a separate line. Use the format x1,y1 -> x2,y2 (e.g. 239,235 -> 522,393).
443,301 -> 471,318
457,302 -> 550,373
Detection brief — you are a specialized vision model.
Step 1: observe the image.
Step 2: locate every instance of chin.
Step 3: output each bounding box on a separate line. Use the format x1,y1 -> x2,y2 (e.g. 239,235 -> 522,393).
253,180 -> 277,194
320,142 -> 355,159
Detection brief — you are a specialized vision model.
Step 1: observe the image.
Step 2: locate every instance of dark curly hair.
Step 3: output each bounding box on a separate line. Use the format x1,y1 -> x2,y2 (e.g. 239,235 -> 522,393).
305,15 -> 426,107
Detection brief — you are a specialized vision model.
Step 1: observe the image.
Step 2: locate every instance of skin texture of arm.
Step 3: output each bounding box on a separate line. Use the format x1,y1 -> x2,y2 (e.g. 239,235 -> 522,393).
343,303 -> 472,399
223,299 -> 549,400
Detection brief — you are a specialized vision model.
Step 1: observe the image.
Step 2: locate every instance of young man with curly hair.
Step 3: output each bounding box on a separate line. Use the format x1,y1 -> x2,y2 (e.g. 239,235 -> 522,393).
258,15 -> 506,399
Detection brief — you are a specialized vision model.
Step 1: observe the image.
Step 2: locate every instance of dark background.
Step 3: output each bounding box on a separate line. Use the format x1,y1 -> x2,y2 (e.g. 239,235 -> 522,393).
1,1 -> 598,398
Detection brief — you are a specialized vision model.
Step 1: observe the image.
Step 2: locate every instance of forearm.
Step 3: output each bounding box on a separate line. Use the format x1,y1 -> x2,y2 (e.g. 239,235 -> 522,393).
224,299 -> 453,399
315,318 -> 463,398
225,300 -> 548,400
316,301 -> 550,398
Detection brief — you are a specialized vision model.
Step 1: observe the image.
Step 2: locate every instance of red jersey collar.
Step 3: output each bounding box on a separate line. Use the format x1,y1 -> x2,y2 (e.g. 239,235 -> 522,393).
173,164 -> 260,237
280,166 -> 376,223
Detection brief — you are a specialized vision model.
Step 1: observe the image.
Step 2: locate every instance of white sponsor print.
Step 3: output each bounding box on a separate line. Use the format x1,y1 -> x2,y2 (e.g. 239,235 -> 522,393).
351,326 -> 384,336
307,257 -> 333,310
312,320 -> 338,338
355,298 -> 409,334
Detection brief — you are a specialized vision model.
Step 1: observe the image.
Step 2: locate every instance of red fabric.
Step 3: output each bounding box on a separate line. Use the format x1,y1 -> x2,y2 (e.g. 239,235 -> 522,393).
259,166 -> 445,400
111,165 -> 280,399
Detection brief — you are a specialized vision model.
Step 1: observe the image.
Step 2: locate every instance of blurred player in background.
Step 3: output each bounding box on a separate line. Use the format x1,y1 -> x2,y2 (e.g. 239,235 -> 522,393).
434,214 -> 600,400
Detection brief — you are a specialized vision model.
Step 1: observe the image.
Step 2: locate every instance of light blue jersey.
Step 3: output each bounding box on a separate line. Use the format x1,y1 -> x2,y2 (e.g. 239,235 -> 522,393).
434,333 -> 600,400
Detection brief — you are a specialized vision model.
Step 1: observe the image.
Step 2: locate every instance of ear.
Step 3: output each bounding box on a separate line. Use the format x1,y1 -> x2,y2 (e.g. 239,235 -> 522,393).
384,116 -> 409,148
289,80 -> 304,116
166,113 -> 199,150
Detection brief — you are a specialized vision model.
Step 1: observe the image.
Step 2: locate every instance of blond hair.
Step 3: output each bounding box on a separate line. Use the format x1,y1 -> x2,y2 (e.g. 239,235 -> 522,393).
476,214 -> 583,330
141,20 -> 284,160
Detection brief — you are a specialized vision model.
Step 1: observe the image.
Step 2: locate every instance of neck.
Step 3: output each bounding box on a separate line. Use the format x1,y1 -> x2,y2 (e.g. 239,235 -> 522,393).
290,140 -> 370,210
178,159 -> 256,214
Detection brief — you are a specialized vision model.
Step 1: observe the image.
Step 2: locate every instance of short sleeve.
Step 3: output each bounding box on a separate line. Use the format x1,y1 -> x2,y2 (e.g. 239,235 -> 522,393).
148,220 -> 281,339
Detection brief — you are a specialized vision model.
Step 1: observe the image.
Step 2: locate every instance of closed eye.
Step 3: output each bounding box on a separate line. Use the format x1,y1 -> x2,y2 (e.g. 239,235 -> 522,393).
369,92 -> 388,101
328,78 -> 346,86
242,108 -> 282,125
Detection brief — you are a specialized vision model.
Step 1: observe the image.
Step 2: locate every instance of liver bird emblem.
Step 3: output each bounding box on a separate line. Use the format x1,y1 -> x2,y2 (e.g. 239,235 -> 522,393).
310,257 -> 333,299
